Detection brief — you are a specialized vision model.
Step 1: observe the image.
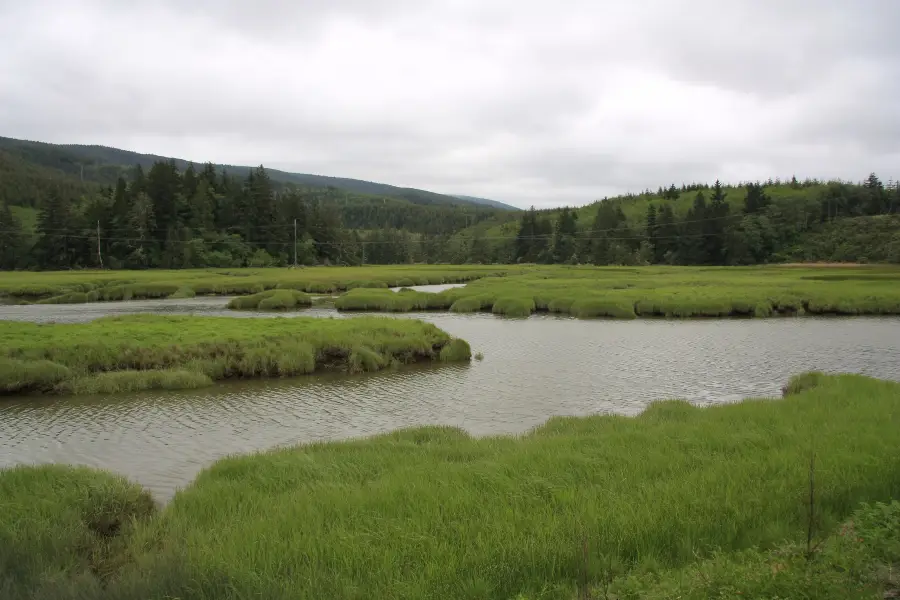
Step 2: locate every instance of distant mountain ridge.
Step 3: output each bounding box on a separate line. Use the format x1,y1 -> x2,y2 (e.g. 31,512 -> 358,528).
0,136 -> 519,210
453,194 -> 521,211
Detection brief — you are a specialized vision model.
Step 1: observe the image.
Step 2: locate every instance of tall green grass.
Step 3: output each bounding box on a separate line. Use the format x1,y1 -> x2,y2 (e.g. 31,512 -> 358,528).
0,464 -> 155,600
1,373 -> 896,599
0,266 -> 510,303
0,315 -> 470,396
226,289 -> 312,310
329,265 -> 900,319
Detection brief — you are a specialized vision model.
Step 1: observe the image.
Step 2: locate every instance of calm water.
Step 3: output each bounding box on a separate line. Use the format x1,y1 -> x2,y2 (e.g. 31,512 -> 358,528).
2,293 -> 899,501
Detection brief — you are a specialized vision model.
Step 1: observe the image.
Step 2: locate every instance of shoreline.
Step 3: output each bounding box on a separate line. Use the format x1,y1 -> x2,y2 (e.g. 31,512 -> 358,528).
0,314 -> 471,396
2,373 -> 898,598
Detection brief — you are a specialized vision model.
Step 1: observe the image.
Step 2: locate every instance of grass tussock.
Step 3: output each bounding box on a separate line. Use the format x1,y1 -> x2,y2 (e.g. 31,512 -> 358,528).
491,296 -> 535,317
2,373 -> 895,599
0,357 -> 71,394
0,315 -> 469,396
0,464 -> 155,599
169,286 -> 196,299
782,371 -> 828,396
227,289 -> 312,311
333,288 -> 457,312
439,338 -> 472,361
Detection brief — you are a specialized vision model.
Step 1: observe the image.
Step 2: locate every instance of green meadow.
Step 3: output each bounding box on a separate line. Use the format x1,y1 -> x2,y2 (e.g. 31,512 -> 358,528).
334,265 -> 900,318
1,373 -> 898,599
0,315 -> 470,396
0,265 -> 509,304
3,264 -> 900,318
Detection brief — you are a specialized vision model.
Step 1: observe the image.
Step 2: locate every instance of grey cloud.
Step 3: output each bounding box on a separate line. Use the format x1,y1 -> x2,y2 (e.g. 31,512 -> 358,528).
1,0 -> 899,208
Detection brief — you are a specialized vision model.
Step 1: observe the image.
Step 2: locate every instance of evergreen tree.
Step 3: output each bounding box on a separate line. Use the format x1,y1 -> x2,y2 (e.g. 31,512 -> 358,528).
34,188 -> 78,269
588,201 -> 626,264
703,180 -> 730,264
147,160 -> 182,238
0,199 -> 23,269
679,190 -> 708,264
124,192 -> 156,268
645,204 -> 658,262
470,229 -> 489,264
515,207 -> 542,262
655,204 -> 677,263
552,207 -> 578,263
188,179 -> 215,232
744,183 -> 770,214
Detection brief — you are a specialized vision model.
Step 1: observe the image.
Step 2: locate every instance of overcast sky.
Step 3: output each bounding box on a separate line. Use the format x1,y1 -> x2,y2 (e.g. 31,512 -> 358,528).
2,1 -> 898,208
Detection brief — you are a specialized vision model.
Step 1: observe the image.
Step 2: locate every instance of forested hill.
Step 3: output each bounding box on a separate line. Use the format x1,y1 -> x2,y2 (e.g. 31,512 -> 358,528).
0,144 -> 523,270
0,136 -> 518,210
0,134 -> 897,269
452,176 -> 900,265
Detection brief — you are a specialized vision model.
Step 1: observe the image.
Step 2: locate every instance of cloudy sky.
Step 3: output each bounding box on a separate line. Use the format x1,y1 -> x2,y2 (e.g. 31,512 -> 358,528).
1,1 -> 898,208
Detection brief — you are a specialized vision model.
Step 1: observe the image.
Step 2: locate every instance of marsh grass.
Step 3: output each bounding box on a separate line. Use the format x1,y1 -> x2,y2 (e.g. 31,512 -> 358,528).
0,464 -> 155,600
2,373 -> 894,599
492,296 -> 536,317
0,266 -> 509,304
0,315 -> 468,396
60,370 -> 214,395
439,338 -> 472,361
333,288 -> 459,312
36,292 -> 89,304
169,286 -> 196,299
603,500 -> 900,600
227,289 -> 311,310
325,265 -> 900,320
0,358 -> 71,393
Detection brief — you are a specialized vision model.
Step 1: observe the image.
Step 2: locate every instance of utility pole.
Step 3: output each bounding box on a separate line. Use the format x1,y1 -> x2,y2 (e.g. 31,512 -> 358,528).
96,220 -> 103,269
293,218 -> 297,267
361,242 -> 366,265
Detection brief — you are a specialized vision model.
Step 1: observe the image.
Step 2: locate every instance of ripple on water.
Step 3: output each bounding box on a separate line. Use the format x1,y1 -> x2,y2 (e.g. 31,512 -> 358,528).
1,298 -> 899,501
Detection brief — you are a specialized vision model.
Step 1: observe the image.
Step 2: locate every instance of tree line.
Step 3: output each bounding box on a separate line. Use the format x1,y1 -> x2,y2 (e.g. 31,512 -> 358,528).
0,160 -> 504,270
511,175 -> 900,266
1,162 -> 898,270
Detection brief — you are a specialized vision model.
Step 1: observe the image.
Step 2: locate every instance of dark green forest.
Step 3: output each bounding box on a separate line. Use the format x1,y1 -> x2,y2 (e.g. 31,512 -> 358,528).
505,176 -> 899,266
0,137 -> 898,269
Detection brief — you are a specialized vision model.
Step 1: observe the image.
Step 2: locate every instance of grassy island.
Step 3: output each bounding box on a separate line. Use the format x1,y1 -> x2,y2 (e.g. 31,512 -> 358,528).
1,373 -> 898,599
334,265 -> 900,318
0,315 -> 470,396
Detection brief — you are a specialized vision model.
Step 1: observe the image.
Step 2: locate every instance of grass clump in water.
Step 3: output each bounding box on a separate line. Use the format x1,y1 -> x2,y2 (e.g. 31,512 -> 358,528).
335,289 -> 432,312
439,338 -> 471,361
0,315 -> 467,396
227,289 -> 311,310
0,358 -> 71,394
491,296 -> 535,317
